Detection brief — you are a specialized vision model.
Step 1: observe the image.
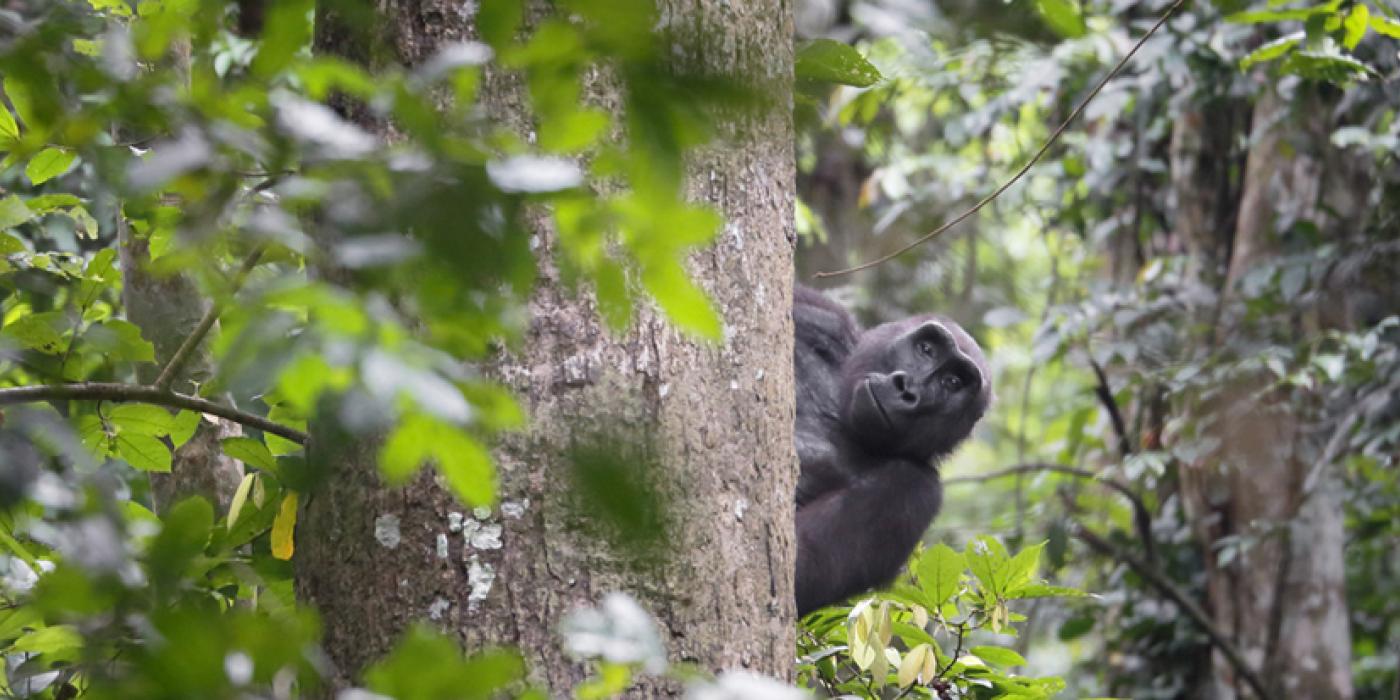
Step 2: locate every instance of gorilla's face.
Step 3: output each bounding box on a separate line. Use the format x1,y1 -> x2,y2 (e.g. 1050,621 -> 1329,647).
839,317 -> 991,461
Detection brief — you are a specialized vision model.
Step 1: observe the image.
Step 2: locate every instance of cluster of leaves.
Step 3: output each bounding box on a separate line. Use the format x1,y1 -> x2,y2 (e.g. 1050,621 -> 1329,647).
798,538 -> 1083,699
1231,0 -> 1400,80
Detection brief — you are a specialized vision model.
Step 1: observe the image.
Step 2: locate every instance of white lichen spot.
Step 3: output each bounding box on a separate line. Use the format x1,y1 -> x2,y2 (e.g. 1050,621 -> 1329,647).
428,596 -> 452,621
374,514 -> 401,549
436,533 -> 450,559
501,499 -> 529,519
472,506 -> 492,520
562,354 -> 590,386
734,498 -> 750,521
754,369 -> 765,382
447,512 -> 464,533
659,383 -> 671,398
461,519 -> 481,549
471,523 -> 503,550
729,380 -> 739,391
467,556 -> 496,611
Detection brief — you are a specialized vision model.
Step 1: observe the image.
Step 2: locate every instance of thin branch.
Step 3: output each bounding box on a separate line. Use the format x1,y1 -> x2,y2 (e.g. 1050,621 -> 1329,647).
153,247 -> 265,391
1073,525 -> 1274,700
814,0 -> 1186,279
944,462 -> 1155,563
0,382 -> 307,444
1088,357 -> 1133,458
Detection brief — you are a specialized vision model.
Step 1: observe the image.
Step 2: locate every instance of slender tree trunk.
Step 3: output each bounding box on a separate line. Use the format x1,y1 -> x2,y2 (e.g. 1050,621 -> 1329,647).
1175,86 -> 1352,700
297,1 -> 796,694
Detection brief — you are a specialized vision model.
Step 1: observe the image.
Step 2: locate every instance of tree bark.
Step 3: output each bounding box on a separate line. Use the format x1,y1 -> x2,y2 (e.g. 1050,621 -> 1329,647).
297,1 -> 796,694
1175,85 -> 1353,700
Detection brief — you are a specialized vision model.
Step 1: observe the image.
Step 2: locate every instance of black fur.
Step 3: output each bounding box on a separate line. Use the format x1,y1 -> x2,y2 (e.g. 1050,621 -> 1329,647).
793,285 -> 991,616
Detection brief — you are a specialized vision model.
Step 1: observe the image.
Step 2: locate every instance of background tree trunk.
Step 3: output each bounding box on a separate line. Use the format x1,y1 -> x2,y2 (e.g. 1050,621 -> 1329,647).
297,0 -> 796,694
1175,86 -> 1353,700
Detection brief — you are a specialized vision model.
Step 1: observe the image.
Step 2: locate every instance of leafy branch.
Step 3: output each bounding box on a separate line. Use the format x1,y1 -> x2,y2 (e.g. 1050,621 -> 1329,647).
0,382 -> 307,444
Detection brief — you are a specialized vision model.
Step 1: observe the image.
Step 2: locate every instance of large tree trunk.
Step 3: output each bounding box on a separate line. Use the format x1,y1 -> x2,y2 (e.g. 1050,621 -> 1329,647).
297,1 -> 796,694
1175,86 -> 1352,700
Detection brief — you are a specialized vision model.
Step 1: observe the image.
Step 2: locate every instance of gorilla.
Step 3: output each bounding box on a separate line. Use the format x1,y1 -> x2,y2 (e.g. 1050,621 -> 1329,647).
793,285 -> 991,616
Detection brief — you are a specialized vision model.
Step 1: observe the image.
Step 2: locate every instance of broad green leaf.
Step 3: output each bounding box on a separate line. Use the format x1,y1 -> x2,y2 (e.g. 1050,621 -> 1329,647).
365,626 -> 526,699
170,410 -> 200,448
25,193 -> 83,214
478,0 -> 525,50
271,491 -> 298,560
250,0 -> 314,78
12,625 -> 82,656
4,77 -> 35,130
1003,541 -> 1046,595
85,319 -> 156,363
1371,14 -> 1400,37
1008,583 -> 1088,599
969,645 -> 1027,667
0,231 -> 23,254
1241,33 -> 1303,69
25,148 -> 76,186
116,433 -> 172,472
916,543 -> 965,606
966,535 -> 1012,598
226,473 -> 256,529
221,436 -> 277,470
2,312 -> 65,354
795,39 -> 883,87
1344,4 -> 1370,49
108,404 -> 174,436
0,195 -> 34,230
149,497 -> 214,576
1035,0 -> 1087,38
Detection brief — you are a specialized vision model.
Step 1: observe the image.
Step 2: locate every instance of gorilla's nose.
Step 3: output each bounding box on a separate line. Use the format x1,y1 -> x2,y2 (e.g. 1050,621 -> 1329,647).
889,371 -> 919,406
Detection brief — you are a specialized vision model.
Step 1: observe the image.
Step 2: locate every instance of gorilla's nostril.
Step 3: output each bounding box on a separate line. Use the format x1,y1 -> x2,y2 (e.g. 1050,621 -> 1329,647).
889,371 -> 918,404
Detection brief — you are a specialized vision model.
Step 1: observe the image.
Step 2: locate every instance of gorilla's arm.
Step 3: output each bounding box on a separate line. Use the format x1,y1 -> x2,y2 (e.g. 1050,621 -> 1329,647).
795,457 -> 942,617
793,286 -> 861,506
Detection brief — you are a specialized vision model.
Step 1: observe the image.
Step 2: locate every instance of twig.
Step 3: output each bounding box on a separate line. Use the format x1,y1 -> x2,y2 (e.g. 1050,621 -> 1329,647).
814,0 -> 1186,279
1073,525 -> 1274,700
0,382 -> 307,444
1088,357 -> 1134,458
944,462 -> 1155,563
153,247 -> 265,391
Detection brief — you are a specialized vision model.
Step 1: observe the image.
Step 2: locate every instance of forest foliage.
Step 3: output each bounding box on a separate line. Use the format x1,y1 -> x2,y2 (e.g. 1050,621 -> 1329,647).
0,0 -> 1396,698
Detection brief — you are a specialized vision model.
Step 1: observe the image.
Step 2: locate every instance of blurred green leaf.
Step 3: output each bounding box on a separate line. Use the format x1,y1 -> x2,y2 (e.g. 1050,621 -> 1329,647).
1035,0 -> 1087,38
25,148 -> 76,185
1241,33 -> 1304,69
795,39 -> 883,87
365,626 -> 527,700
0,195 -> 34,230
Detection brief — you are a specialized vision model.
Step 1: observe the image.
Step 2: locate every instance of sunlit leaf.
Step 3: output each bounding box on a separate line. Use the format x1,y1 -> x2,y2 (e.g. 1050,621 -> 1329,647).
0,195 -> 34,230
1343,4 -> 1370,49
25,148 -> 76,186
108,404 -> 174,436
1240,33 -> 1303,69
221,436 -> 277,470
1035,0 -> 1087,38
116,433 -> 172,472
970,645 -> 1027,667
226,473 -> 256,529
795,39 -> 883,87
916,543 -> 965,606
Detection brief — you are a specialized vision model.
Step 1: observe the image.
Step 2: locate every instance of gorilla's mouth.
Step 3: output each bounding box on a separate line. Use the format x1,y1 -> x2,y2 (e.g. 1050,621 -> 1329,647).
862,377 -> 892,430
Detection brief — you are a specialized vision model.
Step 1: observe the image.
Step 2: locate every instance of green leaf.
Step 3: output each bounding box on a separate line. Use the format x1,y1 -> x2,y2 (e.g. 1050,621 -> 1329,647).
969,645 -> 1027,667
1371,14 -> 1400,37
1225,7 -> 1323,24
381,413 -> 497,506
1003,541 -> 1046,595
478,0 -> 525,50
250,0 -> 314,78
915,543 -> 965,606
365,625 -> 526,700
1281,50 -> 1375,82
1241,33 -> 1303,69
2,312 -> 65,354
271,491 -> 298,560
222,436 -> 277,470
0,195 -> 34,230
116,433 -> 172,472
25,193 -> 83,214
1035,0 -> 1087,38
25,148 -> 76,186
0,105 -> 17,144
642,261 -> 722,341
1008,583 -> 1088,599
108,404 -> 174,436
170,410 -> 200,448
795,39 -> 883,87
0,231 -> 23,254
149,497 -> 213,577
1344,4 -> 1370,49
966,535 -> 1012,598
85,319 -> 156,363
12,625 -> 83,656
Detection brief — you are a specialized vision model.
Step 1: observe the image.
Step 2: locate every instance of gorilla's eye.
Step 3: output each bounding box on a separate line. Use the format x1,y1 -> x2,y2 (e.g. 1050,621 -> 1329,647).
917,340 -> 934,356
941,373 -> 964,392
